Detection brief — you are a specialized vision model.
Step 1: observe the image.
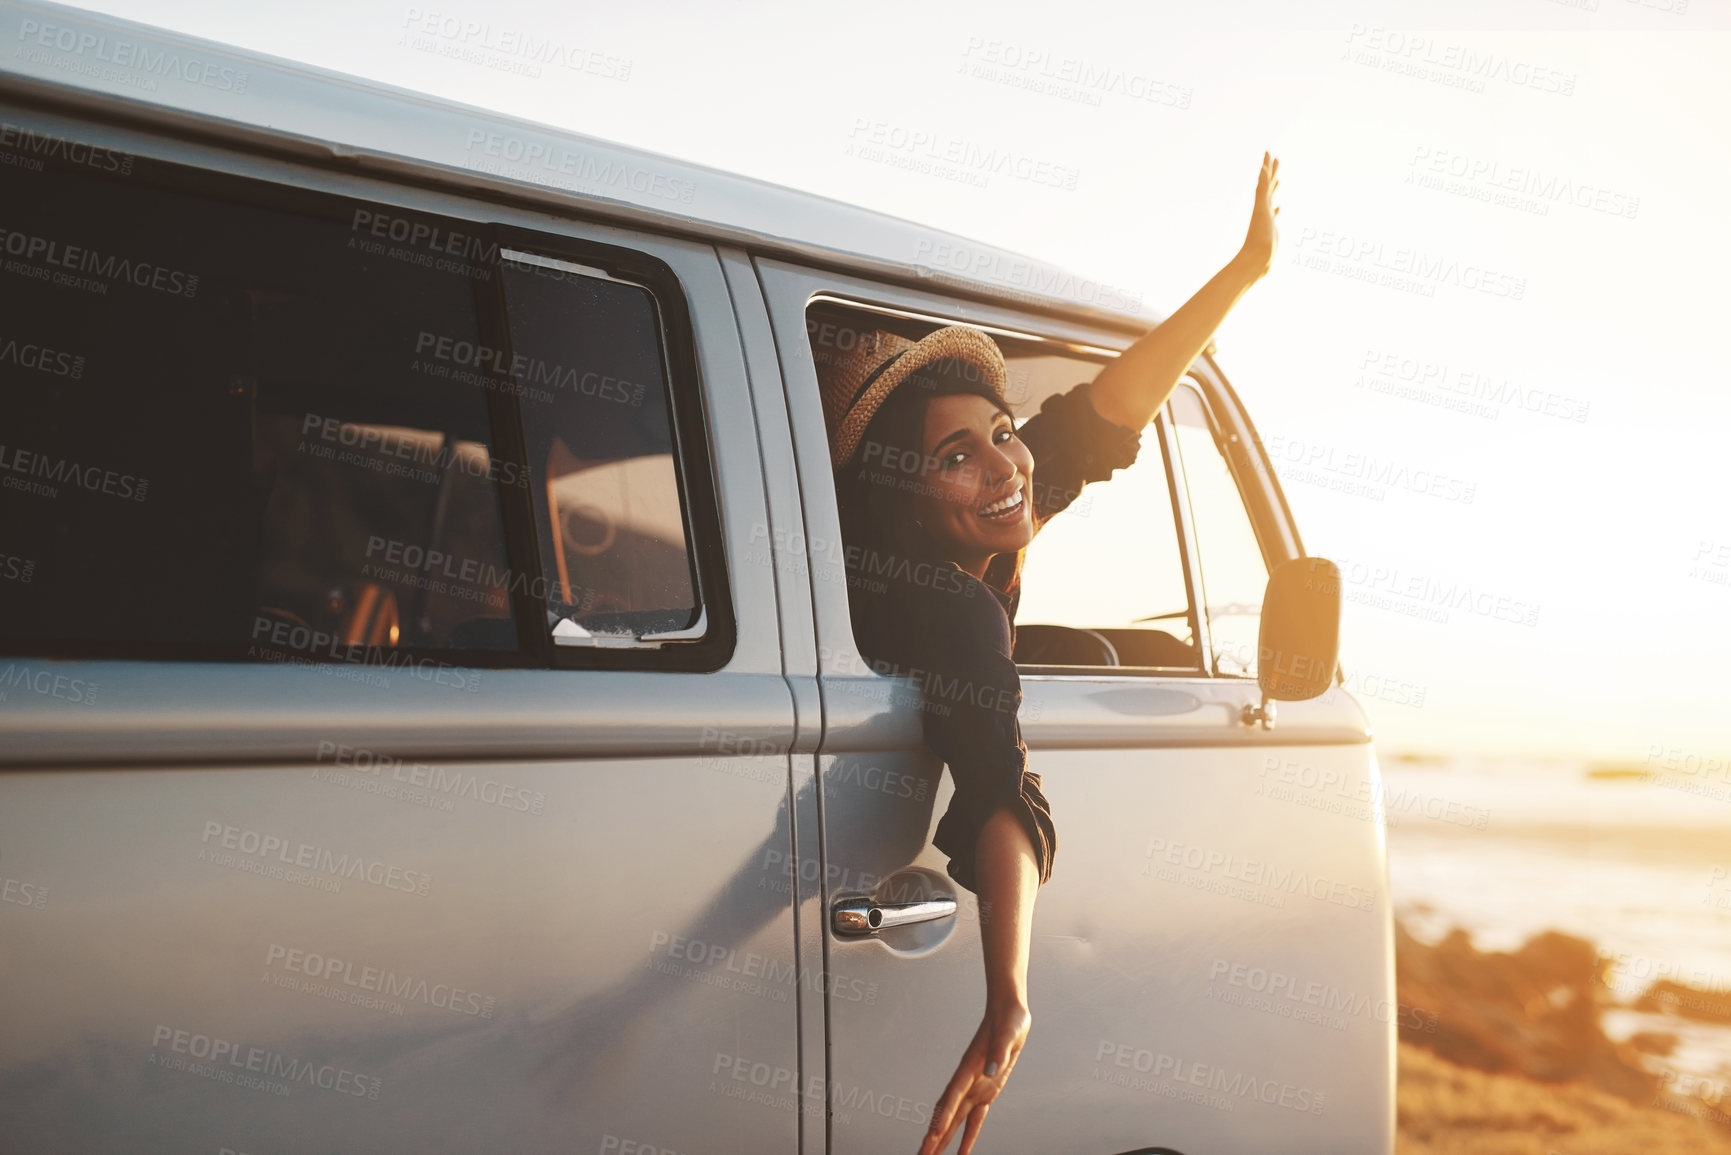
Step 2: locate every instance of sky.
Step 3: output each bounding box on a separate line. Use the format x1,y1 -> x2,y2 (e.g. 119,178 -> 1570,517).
42,0 -> 1731,762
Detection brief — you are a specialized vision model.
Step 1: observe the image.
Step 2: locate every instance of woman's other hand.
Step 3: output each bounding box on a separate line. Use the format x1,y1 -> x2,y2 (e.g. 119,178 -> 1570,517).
917,996 -> 1032,1155
1236,150 -> 1281,279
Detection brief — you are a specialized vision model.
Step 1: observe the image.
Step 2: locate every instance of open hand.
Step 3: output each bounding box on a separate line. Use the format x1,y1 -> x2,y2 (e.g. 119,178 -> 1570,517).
917,998 -> 1032,1155
1238,150 -> 1281,278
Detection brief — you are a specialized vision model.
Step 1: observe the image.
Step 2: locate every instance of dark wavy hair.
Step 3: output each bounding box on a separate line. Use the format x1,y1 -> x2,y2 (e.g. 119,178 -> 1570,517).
833,356 -> 1017,661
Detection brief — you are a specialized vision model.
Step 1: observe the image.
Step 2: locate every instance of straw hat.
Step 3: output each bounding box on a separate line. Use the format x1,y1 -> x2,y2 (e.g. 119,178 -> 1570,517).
817,325 -> 1009,469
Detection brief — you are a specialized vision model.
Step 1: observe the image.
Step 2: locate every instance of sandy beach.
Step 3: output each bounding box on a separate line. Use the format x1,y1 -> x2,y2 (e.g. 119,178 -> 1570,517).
1386,756 -> 1731,1153
1398,1041 -> 1731,1155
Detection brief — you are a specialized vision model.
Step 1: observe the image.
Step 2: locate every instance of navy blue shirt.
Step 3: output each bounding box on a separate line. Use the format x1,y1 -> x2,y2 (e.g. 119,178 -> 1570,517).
850,380 -> 1143,894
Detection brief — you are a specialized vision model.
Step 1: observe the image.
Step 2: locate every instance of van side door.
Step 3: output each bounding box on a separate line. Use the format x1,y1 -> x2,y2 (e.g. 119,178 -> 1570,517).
755,258 -> 1394,1155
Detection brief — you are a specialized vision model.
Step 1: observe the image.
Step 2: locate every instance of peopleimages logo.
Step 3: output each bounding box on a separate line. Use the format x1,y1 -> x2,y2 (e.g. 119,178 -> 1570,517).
1,873 -> 48,910
462,130 -> 697,204
912,238 -> 1145,312
1342,25 -> 1576,97
414,331 -> 644,405
710,1052 -> 932,1127
0,122 -> 134,174
1407,145 -> 1640,220
301,412 -> 531,489
264,943 -> 497,1018
16,19 -> 249,93
199,820 -> 433,896
0,662 -> 98,706
1261,433 -> 1478,505
0,443 -> 146,503
957,37 -> 1194,110
1331,556 -> 1541,628
0,227 -> 198,297
1206,957 -> 1439,1033
0,334 -> 84,378
1143,836 -> 1380,913
400,8 -> 632,80
845,118 -> 1081,190
1354,347 -> 1591,424
315,740 -> 547,815
1093,1039 -> 1327,1114
149,1024 -> 379,1099
247,613 -> 483,691
0,552 -> 37,583
1290,226 -> 1526,300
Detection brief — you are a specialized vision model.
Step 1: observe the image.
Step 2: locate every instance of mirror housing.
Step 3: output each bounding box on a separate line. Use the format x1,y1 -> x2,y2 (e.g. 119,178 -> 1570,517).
1256,557 -> 1341,703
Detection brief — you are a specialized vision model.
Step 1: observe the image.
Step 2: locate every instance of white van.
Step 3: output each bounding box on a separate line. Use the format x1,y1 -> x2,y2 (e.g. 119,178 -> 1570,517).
0,3 -> 1392,1152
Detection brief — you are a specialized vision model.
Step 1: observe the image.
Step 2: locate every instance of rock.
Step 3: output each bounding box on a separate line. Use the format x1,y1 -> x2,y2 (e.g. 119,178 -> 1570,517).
1395,920 -> 1661,1103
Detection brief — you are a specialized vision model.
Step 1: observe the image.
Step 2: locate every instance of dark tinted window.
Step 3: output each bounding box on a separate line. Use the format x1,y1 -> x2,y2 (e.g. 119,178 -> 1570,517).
0,136 -> 711,668
500,252 -> 698,646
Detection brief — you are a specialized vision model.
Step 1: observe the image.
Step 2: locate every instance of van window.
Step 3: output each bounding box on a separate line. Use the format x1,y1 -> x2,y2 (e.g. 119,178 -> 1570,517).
1168,381 -> 1269,676
0,142 -> 716,669
806,300 -> 1199,671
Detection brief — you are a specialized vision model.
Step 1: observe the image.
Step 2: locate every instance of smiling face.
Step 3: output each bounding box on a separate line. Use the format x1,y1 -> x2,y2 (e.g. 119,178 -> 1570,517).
910,392 -> 1036,578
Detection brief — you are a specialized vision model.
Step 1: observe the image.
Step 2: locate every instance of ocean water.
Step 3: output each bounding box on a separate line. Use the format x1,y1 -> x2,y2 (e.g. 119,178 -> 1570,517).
1382,755 -> 1731,1088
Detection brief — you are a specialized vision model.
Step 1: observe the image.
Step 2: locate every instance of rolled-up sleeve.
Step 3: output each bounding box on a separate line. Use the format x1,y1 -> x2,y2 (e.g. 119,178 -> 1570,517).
1016,379 -> 1144,522
910,578 -> 1057,894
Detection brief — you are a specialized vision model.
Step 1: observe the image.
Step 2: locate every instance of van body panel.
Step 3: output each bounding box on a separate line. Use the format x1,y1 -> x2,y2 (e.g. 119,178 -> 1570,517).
0,665 -> 799,766
0,753 -> 803,1154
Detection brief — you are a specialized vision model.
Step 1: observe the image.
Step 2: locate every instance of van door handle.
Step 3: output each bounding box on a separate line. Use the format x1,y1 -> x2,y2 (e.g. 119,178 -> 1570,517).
832,897 -> 957,936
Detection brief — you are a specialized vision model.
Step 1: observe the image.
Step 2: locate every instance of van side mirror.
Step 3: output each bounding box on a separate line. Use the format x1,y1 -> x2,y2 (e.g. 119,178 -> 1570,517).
1255,556 -> 1341,705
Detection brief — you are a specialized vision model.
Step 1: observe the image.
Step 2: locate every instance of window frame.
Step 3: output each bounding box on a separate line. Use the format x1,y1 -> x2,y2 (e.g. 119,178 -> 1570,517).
0,138 -> 735,673
489,223 -> 734,672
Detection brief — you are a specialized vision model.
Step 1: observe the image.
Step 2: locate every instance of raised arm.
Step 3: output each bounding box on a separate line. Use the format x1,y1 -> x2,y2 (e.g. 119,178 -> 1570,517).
1087,151 -> 1281,431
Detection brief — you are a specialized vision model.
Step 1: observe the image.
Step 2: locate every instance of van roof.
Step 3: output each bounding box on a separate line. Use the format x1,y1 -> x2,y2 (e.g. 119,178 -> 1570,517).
0,0 -> 1156,332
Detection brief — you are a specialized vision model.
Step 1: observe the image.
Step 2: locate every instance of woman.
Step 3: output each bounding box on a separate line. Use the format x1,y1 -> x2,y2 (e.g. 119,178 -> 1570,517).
816,152 -> 1281,1155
